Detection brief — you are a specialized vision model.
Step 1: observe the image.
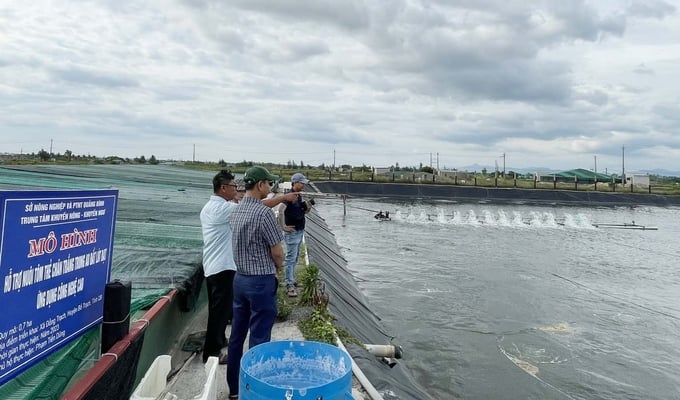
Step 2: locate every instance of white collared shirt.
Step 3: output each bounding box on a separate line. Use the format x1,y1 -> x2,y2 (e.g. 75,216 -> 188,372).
200,195 -> 238,276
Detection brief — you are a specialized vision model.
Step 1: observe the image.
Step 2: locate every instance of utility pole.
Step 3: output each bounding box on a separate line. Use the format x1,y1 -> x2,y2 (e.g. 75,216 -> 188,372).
333,149 -> 336,170
594,155 -> 597,174
429,153 -> 432,168
193,144 -> 195,163
436,152 -> 439,172
50,138 -> 53,155
501,153 -> 506,176
622,145 -> 625,183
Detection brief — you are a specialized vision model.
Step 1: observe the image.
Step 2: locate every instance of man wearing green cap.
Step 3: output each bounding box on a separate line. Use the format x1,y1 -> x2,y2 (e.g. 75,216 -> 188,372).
226,165 -> 298,397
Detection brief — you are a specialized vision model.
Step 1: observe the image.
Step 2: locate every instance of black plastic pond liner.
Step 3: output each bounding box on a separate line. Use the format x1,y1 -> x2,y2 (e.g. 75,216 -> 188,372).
305,210 -> 435,400
82,331 -> 145,400
314,181 -> 680,206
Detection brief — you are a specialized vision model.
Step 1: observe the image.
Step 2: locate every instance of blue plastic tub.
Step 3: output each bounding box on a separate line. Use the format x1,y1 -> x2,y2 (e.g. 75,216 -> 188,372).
239,340 -> 354,400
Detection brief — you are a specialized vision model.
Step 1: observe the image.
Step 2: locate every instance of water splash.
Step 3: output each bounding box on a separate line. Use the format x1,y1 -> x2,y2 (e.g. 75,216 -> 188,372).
390,208 -> 603,231
496,210 -> 511,226
466,210 -> 480,225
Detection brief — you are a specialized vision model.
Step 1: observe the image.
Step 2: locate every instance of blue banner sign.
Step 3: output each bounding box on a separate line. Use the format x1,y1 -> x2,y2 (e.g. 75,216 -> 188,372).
0,190 -> 118,386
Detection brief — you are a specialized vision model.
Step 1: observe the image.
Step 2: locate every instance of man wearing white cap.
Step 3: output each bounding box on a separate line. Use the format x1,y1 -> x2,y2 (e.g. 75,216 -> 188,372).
279,172 -> 314,297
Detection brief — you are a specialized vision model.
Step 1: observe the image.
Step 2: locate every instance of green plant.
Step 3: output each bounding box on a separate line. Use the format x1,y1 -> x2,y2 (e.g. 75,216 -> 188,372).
298,264 -> 319,306
276,287 -> 292,321
298,307 -> 336,344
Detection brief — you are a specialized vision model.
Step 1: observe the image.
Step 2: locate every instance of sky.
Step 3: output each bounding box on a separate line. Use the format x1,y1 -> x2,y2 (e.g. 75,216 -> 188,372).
1,0 -> 679,174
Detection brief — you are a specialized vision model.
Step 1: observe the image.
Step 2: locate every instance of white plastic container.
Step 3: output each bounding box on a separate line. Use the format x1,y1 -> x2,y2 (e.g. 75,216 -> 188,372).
130,355 -> 218,400
198,357 -> 219,400
130,355 -> 172,400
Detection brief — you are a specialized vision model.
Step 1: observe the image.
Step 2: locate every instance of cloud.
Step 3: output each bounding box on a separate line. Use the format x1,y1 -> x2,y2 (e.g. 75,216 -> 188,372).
633,63 -> 655,75
49,65 -> 139,88
1,0 -> 680,172
210,0 -> 370,30
627,0 -> 676,19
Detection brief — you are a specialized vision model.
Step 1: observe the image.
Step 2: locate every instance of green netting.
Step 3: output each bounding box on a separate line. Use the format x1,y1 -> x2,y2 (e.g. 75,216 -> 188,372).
130,288 -> 173,315
0,164 -> 216,399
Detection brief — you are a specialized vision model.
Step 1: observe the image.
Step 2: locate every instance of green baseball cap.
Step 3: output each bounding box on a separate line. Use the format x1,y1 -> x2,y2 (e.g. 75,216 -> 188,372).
243,166 -> 279,185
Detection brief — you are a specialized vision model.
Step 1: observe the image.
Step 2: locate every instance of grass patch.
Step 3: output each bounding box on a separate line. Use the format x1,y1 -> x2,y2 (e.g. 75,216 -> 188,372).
293,263 -> 360,346
278,258 -> 361,347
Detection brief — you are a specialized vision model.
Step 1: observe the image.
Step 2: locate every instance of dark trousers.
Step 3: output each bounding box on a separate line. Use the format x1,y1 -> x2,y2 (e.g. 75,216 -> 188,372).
203,269 -> 235,362
226,273 -> 277,394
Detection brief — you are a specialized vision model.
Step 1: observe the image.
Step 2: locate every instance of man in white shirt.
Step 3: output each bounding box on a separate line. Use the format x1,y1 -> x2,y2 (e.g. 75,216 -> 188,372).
200,170 -> 241,363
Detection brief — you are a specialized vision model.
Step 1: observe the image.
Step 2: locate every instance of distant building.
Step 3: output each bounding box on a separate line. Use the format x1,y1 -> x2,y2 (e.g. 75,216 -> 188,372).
0,152 -> 25,162
373,168 -> 435,182
438,169 -> 474,180
625,174 -> 650,187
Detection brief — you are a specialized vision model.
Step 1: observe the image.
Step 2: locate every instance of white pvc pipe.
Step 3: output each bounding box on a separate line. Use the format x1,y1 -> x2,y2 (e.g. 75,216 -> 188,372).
303,235 -> 310,267
336,336 -> 384,400
364,344 -> 402,359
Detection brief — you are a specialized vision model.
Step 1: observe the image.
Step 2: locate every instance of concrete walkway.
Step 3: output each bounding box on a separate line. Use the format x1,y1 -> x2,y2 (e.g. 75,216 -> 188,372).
147,295 -> 367,400
164,299 -> 305,400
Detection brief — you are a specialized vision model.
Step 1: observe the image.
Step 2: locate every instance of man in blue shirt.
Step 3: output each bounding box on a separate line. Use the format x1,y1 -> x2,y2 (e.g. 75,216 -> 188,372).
279,172 -> 314,297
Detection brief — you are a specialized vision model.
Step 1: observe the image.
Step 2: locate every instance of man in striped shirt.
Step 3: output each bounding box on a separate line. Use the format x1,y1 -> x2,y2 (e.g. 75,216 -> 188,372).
226,165 -> 298,398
